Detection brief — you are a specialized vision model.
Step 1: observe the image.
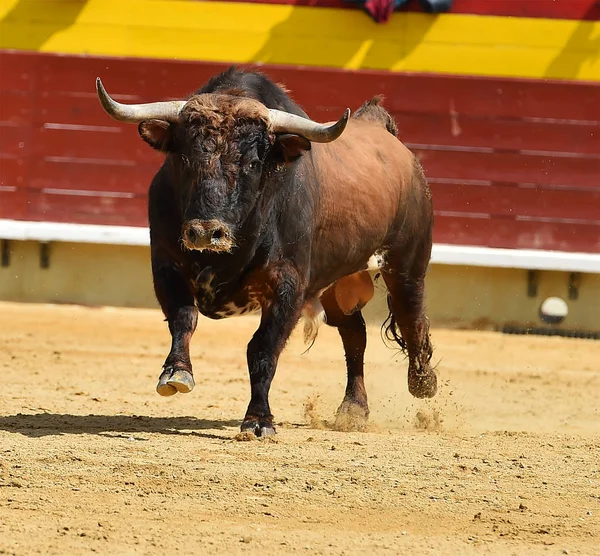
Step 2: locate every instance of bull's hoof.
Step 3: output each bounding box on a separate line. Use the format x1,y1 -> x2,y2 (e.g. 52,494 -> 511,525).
408,370 -> 437,399
334,399 -> 369,432
240,417 -> 276,438
156,367 -> 195,396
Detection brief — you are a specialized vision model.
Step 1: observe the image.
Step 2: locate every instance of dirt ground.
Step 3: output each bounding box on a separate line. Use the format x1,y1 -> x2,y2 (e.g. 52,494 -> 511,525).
0,301 -> 599,555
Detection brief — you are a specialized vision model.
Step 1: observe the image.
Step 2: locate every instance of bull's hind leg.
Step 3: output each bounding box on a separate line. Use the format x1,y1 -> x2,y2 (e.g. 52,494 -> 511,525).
382,248 -> 437,399
321,287 -> 369,431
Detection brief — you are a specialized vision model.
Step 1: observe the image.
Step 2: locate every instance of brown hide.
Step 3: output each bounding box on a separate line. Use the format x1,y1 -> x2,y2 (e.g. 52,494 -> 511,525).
319,270 -> 375,329
332,271 -> 375,315
309,119 -> 416,282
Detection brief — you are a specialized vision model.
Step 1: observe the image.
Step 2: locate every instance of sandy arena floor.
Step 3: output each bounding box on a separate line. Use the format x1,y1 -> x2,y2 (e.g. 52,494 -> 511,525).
0,301 -> 599,555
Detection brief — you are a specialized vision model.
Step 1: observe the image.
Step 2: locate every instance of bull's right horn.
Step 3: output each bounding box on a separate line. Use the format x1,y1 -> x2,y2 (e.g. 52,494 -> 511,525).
96,78 -> 187,123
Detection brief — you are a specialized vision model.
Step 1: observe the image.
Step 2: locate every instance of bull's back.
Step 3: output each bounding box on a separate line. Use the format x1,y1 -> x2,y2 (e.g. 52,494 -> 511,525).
307,120 -> 416,287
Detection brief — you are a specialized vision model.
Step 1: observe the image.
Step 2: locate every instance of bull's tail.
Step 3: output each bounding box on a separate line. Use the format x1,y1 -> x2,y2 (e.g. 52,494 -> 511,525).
352,95 -> 398,137
381,293 -> 409,356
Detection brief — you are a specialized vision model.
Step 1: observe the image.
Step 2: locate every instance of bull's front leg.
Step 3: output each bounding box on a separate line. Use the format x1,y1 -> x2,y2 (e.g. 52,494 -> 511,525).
153,260 -> 198,396
241,265 -> 304,437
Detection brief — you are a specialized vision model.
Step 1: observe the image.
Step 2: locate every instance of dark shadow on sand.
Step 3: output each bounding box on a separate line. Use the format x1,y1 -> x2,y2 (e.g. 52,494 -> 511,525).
0,413 -> 241,440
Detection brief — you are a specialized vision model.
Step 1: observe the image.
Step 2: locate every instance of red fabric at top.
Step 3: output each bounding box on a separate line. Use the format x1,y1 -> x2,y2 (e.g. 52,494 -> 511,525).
363,0 -> 395,22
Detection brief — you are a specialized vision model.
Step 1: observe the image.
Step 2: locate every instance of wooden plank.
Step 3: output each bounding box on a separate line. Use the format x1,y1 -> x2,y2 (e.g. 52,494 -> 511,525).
0,149 -> 158,195
284,69 -> 600,122
430,183 -> 600,222
28,158 -> 158,194
415,148 -> 600,190
0,156 -> 27,188
433,214 -> 600,253
25,190 -> 148,227
0,91 -> 33,125
391,112 -> 600,157
30,126 -> 159,165
3,51 -> 599,122
0,188 -> 148,227
0,188 -> 26,220
0,125 -> 30,158
0,51 -> 36,92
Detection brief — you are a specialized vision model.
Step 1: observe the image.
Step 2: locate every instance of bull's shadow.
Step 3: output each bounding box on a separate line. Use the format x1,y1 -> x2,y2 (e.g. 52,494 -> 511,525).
0,413 -> 241,440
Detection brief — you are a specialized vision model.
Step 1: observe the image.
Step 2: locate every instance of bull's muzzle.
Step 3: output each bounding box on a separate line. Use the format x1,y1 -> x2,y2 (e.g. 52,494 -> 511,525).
182,219 -> 234,253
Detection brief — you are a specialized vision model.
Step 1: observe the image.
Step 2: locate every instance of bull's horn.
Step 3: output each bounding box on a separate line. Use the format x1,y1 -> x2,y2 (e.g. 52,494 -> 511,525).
96,78 -> 187,123
268,108 -> 350,143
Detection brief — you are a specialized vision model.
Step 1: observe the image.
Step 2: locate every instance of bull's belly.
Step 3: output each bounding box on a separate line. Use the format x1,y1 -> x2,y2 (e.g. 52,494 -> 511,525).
194,253 -> 384,339
196,289 -> 262,320
211,299 -> 262,319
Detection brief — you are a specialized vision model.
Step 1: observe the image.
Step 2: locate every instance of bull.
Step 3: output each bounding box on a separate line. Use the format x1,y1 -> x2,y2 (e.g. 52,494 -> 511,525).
96,67 -> 437,437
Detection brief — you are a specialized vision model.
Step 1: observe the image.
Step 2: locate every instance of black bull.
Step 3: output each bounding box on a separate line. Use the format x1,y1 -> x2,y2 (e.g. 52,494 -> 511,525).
96,67 -> 437,436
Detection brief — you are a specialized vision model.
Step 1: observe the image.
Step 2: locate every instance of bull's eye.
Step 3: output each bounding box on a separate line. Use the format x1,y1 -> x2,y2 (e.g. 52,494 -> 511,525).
181,154 -> 189,167
246,160 -> 260,172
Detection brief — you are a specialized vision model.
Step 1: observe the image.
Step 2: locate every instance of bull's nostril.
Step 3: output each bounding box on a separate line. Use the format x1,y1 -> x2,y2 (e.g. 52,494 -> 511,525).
187,228 -> 197,243
212,229 -> 224,242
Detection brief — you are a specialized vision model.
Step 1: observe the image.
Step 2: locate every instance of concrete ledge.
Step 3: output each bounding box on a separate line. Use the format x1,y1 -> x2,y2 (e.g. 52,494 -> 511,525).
1,239 -> 599,331
431,244 -> 600,274
1,219 -> 599,274
0,219 -> 149,247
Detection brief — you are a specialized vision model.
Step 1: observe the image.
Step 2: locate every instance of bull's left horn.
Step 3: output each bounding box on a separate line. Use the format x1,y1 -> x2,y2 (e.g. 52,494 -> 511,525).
268,108 -> 350,143
96,78 -> 187,123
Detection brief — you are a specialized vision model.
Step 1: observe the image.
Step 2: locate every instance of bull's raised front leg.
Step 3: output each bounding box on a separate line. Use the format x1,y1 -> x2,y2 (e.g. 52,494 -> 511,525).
153,260 -> 198,396
241,265 -> 304,437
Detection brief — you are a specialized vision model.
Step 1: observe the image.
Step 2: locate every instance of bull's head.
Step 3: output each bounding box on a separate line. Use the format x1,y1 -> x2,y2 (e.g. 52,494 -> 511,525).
96,78 -> 349,253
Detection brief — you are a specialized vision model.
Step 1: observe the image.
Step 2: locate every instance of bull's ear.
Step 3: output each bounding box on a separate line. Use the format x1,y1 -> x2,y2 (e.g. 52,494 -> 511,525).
272,134 -> 311,163
138,120 -> 174,152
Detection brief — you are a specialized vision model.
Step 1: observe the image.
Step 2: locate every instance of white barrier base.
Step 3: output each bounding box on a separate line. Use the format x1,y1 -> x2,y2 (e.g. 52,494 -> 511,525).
1,219 -> 599,274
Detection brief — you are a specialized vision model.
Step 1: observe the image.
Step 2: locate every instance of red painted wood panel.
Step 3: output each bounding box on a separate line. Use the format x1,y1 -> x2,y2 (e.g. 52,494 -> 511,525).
25,191 -> 148,227
30,126 -> 158,165
434,215 -> 600,253
0,157 -> 27,188
205,0 -> 600,20
0,188 -> 25,220
0,188 -> 148,227
391,112 -> 599,156
0,91 -> 32,125
2,52 -> 598,122
3,52 -> 596,122
0,51 -> 35,91
414,148 -> 600,190
1,50 -> 599,252
286,71 -> 600,123
430,183 -> 600,222
28,158 -> 156,194
0,125 -> 29,157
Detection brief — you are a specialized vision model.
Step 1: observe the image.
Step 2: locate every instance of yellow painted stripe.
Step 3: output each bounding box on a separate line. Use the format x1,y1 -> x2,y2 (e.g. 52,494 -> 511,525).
0,0 -> 598,81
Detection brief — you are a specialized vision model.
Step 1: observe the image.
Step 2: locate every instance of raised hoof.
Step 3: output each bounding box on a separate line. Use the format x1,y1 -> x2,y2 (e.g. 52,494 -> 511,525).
408,370 -> 438,399
240,418 -> 276,438
156,367 -> 195,396
334,400 -> 369,432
